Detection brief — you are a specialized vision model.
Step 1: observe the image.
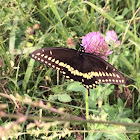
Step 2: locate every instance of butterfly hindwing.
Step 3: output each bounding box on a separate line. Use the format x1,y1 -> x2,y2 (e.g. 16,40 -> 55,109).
84,53 -> 125,85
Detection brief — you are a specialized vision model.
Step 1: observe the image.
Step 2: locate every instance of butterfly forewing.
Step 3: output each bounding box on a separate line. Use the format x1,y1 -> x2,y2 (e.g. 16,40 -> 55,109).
30,47 -> 125,89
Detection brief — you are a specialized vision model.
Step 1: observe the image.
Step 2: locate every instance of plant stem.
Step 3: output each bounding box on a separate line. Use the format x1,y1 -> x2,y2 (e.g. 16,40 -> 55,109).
86,88 -> 90,130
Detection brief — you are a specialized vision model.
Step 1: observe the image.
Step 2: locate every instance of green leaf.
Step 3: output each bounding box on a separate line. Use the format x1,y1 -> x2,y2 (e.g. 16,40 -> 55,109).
57,93 -> 72,102
120,118 -> 133,123
51,86 -> 63,94
22,59 -> 35,92
88,90 -> 98,109
102,104 -> 116,117
26,42 -> 33,47
115,15 -> 124,20
117,98 -> 124,107
66,82 -> 85,92
104,130 -> 127,140
9,16 -> 19,62
48,95 -> 58,101
86,133 -> 103,140
122,8 -> 130,16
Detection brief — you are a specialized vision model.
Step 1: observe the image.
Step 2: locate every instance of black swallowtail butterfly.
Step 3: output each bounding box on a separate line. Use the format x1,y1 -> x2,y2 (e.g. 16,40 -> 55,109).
30,47 -> 125,89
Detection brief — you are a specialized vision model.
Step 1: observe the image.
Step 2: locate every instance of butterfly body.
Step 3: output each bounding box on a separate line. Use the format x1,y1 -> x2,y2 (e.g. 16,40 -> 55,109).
30,47 -> 125,89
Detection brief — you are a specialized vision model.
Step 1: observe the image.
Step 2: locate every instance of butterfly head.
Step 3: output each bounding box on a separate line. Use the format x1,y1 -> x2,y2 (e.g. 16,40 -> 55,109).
78,46 -> 85,54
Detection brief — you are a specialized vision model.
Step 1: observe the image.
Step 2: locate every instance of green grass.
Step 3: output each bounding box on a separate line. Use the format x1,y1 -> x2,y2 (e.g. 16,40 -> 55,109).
0,0 -> 140,139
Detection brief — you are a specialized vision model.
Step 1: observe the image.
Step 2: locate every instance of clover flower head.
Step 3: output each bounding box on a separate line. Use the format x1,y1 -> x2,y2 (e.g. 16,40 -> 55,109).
105,30 -> 121,47
81,31 -> 113,60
